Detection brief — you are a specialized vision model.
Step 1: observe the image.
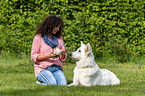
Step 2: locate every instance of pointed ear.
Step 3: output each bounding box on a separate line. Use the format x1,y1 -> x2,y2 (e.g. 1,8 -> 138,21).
81,41 -> 85,46
81,41 -> 83,46
85,43 -> 91,55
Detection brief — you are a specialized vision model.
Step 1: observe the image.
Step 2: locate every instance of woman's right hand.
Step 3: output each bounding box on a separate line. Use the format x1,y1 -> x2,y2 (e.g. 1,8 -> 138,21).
49,51 -> 58,58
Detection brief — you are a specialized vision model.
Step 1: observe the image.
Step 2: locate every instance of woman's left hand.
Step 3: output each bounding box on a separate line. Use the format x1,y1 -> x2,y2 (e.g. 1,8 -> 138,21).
61,48 -> 67,53
60,48 -> 67,59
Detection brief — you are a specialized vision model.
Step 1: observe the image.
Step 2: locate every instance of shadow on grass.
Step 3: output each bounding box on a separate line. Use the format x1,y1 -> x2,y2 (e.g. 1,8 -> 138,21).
0,84 -> 121,96
67,80 -> 73,84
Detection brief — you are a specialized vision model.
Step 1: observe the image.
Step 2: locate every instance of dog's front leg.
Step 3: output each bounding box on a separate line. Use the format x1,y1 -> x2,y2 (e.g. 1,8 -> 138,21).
73,68 -> 80,86
73,76 -> 79,86
68,67 -> 80,86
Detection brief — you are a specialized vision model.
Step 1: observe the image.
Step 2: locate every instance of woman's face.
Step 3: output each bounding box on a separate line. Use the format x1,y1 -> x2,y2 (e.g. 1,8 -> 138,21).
52,25 -> 61,34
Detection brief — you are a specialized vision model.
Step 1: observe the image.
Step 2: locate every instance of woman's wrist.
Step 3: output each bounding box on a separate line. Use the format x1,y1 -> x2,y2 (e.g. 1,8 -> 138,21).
47,54 -> 52,58
61,53 -> 65,59
61,52 -> 65,54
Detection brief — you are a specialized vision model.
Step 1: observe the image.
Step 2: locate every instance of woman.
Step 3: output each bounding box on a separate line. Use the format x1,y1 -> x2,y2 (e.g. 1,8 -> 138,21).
31,15 -> 67,85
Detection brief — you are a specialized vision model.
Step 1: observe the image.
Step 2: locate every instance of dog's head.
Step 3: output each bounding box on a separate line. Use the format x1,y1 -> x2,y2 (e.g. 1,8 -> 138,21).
70,41 -> 92,61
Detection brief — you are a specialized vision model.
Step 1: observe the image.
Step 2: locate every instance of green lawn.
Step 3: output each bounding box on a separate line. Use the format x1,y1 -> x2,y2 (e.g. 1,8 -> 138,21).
0,56 -> 145,96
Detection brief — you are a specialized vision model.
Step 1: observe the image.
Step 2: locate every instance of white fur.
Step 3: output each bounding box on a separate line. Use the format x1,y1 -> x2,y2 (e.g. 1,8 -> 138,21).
53,48 -> 62,56
69,41 -> 120,86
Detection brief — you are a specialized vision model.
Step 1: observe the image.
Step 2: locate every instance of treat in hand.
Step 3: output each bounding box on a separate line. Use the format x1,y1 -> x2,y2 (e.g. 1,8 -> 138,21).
53,48 -> 62,56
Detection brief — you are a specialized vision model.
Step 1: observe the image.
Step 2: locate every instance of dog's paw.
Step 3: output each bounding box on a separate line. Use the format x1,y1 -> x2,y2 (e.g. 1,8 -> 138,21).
68,83 -> 74,86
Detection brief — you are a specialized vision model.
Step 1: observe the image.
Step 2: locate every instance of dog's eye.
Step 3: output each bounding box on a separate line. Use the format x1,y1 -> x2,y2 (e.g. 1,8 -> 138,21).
78,50 -> 81,52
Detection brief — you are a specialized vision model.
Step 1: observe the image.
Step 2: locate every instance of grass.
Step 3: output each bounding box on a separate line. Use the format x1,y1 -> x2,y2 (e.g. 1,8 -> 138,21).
0,52 -> 145,96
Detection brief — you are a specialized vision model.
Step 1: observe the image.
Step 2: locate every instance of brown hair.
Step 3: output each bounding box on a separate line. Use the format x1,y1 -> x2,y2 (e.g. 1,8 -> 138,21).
35,15 -> 64,38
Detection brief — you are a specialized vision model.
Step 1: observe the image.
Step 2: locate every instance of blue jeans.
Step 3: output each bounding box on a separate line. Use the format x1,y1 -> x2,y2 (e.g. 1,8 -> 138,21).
37,65 -> 67,85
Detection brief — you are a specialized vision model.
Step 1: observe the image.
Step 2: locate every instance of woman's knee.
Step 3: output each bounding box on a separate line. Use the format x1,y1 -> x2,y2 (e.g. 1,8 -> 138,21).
37,70 -> 57,85
53,70 -> 67,85
59,80 -> 67,85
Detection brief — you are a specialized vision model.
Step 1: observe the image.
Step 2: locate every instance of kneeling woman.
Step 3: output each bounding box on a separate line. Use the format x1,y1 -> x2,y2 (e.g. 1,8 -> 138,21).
31,15 -> 67,85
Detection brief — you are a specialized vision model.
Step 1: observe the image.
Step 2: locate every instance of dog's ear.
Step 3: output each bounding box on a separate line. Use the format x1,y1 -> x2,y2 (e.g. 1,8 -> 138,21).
81,41 -> 83,46
85,43 -> 91,55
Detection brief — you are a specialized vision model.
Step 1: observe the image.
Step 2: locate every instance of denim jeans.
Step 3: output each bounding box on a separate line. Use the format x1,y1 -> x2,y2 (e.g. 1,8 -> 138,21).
37,65 -> 67,85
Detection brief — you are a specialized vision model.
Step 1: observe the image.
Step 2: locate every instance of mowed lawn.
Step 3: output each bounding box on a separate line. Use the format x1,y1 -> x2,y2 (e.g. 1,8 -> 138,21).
0,57 -> 145,96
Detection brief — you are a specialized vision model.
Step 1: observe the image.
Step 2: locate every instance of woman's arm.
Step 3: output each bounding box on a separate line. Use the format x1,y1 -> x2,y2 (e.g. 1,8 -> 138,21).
31,35 -> 41,63
37,48 -> 67,61
36,51 -> 57,61
31,35 -> 57,62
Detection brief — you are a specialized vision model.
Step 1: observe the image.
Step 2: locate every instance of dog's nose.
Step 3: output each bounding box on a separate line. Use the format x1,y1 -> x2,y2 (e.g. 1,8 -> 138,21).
69,53 -> 72,56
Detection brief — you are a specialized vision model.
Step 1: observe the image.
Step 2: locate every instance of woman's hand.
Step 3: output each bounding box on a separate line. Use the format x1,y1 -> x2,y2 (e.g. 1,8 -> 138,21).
60,48 -> 67,59
37,49 -> 67,61
50,51 -> 60,58
61,48 -> 67,53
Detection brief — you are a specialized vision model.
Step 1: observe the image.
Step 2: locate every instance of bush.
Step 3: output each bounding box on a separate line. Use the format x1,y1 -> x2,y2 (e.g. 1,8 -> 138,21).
0,0 -> 144,62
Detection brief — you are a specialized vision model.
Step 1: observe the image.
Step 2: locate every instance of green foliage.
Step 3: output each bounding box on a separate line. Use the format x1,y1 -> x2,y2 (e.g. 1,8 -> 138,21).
104,35 -> 133,62
0,0 -> 144,62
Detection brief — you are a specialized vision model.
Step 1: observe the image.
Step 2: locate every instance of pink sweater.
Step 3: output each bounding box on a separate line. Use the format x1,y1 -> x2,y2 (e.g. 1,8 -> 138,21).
31,34 -> 67,78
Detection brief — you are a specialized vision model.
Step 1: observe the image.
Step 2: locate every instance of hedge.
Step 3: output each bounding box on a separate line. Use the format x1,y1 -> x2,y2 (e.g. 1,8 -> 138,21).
0,0 -> 145,62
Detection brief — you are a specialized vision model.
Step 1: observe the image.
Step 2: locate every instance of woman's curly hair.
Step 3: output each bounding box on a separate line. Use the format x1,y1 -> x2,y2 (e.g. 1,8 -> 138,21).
35,15 -> 64,38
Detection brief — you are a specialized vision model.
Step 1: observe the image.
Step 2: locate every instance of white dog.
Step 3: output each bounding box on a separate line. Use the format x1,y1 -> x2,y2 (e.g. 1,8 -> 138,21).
69,41 -> 120,86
